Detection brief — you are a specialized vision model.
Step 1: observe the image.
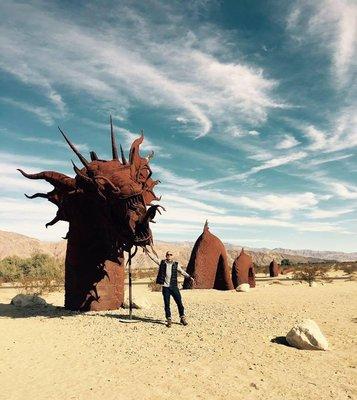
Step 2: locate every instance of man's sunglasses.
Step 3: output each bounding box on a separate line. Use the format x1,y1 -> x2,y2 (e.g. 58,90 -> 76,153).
166,253 -> 173,256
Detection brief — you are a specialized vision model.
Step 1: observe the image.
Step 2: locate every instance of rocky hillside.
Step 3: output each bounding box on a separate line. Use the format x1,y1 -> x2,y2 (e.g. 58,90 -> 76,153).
0,230 -> 344,268
273,248 -> 357,262
0,230 -> 66,260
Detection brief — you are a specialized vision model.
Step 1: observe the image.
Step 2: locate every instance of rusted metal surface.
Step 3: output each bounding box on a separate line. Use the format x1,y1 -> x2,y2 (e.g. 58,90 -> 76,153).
232,248 -> 256,288
183,221 -> 233,290
19,117 -> 161,311
269,259 -> 281,277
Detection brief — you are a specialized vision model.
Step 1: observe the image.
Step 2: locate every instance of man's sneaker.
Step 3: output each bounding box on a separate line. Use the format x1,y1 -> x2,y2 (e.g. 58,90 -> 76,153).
166,318 -> 172,328
180,316 -> 188,326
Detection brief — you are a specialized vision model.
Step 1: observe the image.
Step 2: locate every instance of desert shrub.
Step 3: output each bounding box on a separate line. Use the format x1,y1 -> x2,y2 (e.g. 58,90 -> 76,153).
253,263 -> 266,274
293,265 -> 327,285
340,263 -> 357,275
0,253 -> 64,294
281,258 -> 291,266
0,256 -> 24,282
20,253 -> 63,280
132,268 -> 157,280
148,279 -> 161,292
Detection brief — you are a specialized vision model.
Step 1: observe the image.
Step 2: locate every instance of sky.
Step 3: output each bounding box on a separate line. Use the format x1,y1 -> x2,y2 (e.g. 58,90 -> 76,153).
0,0 -> 356,252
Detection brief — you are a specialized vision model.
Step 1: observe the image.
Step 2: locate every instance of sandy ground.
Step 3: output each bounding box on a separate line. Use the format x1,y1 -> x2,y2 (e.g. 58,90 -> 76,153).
0,279 -> 356,400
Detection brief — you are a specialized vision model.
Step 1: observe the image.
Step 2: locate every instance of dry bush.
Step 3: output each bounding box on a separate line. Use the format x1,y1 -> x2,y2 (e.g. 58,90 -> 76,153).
132,268 -> 157,280
340,263 -> 357,275
253,263 -> 267,274
0,256 -> 24,282
0,253 -> 64,294
148,279 -> 161,292
19,275 -> 62,295
293,264 -> 327,285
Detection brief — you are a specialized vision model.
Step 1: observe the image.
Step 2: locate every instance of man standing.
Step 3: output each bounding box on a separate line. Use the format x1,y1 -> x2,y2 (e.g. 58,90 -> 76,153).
149,251 -> 194,327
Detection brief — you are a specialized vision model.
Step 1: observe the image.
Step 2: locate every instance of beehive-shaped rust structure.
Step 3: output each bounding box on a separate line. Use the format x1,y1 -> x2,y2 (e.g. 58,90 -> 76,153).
269,259 -> 280,277
183,221 -> 233,290
19,117 -> 162,311
232,248 -> 255,288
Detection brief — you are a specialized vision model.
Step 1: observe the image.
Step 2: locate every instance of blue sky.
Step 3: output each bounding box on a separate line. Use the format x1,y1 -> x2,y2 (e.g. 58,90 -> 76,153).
0,0 -> 356,251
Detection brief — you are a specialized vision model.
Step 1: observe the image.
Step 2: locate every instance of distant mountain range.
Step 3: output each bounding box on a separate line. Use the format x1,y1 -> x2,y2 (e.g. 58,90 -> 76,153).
272,248 -> 357,263
1,230 -> 356,267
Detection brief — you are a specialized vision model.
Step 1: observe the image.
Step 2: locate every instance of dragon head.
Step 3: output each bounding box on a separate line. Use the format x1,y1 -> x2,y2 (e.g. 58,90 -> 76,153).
18,116 -> 163,256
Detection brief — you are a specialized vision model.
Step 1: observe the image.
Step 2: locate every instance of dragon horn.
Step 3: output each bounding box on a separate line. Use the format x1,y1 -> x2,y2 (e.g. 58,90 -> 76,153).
58,126 -> 89,168
120,144 -> 127,165
90,151 -> 98,161
110,115 -> 119,160
17,169 -> 75,190
25,193 -> 49,199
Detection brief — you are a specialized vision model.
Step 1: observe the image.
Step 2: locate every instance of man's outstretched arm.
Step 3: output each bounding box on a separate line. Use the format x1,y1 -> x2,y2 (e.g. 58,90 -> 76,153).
177,265 -> 194,281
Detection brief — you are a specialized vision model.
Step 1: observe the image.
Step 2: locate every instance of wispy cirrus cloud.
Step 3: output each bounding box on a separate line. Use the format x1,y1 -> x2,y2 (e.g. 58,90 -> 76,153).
19,136 -> 89,152
303,107 -> 357,153
330,182 -> 357,199
299,171 -> 357,200
0,97 -> 56,126
0,152 -> 68,167
288,0 -> 357,87
306,153 -> 353,166
159,204 -> 348,233
306,207 -> 353,219
192,150 -> 307,188
156,165 -> 323,217
276,134 -> 300,149
0,1 -> 283,137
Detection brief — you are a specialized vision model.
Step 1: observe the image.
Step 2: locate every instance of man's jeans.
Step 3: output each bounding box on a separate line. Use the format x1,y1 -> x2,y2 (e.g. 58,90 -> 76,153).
162,286 -> 185,319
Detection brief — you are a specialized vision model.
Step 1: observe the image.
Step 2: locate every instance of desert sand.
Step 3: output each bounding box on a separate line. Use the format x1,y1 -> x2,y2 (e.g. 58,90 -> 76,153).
0,279 -> 356,400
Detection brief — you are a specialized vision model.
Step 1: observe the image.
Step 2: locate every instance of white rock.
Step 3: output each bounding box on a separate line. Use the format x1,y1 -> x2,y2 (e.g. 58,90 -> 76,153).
286,319 -> 329,350
123,294 -> 151,309
309,281 -> 318,287
11,294 -> 47,307
236,283 -> 250,292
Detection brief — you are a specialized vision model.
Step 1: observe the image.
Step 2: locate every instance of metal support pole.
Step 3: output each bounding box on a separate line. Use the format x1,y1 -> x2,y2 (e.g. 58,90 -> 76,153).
128,256 -> 133,320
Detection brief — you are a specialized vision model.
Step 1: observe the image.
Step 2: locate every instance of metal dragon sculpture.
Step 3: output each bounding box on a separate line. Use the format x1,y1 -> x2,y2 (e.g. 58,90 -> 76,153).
18,116 -> 163,311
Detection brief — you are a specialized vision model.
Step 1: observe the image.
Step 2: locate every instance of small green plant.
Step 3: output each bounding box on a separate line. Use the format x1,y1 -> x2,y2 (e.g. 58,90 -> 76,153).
293,265 -> 327,286
0,252 -> 64,294
0,256 -> 24,282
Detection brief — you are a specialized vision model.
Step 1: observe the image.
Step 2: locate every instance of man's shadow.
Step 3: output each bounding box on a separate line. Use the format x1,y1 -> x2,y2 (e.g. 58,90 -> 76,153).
99,313 -> 181,325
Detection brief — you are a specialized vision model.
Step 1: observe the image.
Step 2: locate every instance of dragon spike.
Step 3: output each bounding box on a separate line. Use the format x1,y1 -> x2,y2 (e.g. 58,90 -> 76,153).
25,192 -> 49,199
45,215 -> 60,228
110,115 -> 119,160
71,160 -> 82,176
150,244 -> 158,258
58,126 -> 89,168
120,144 -> 127,165
129,132 -> 144,167
71,160 -> 93,185
90,151 -> 98,161
204,220 -> 209,231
